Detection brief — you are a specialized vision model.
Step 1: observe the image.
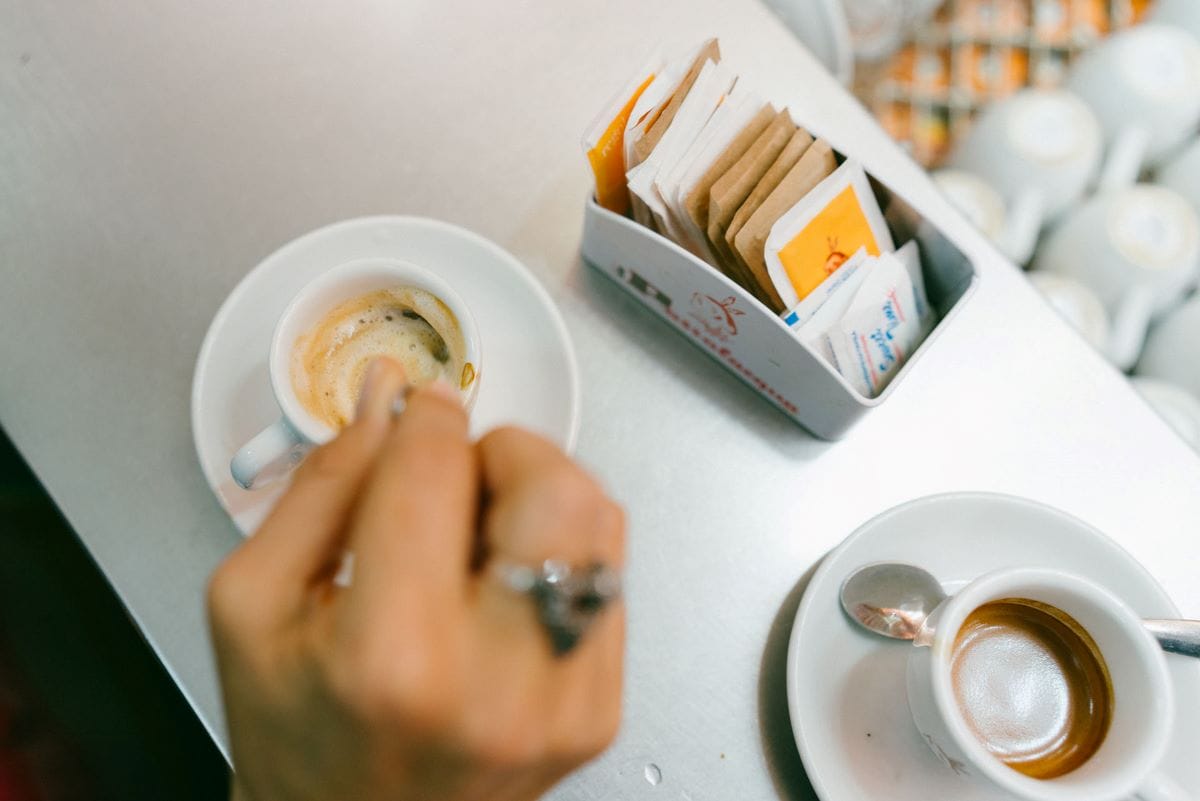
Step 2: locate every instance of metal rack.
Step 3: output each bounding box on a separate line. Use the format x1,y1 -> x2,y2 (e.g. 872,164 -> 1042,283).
856,0 -> 1152,165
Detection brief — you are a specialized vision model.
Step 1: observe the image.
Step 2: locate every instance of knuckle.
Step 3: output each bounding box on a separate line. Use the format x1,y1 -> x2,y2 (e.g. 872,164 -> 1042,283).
595,499 -> 627,554
537,469 -> 603,515
479,425 -> 527,452
463,713 -> 549,770
326,627 -> 459,734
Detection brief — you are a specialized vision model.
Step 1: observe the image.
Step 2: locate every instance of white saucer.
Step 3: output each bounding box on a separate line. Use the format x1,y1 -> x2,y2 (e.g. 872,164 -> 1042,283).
786,492 -> 1200,801
191,216 -> 580,535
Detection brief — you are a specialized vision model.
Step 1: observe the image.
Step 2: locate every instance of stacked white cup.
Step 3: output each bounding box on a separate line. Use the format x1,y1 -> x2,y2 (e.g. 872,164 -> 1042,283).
928,16 -> 1200,449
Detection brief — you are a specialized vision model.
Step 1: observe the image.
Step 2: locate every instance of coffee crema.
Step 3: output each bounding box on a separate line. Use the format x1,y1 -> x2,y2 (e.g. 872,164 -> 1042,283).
950,598 -> 1112,780
292,287 -> 470,430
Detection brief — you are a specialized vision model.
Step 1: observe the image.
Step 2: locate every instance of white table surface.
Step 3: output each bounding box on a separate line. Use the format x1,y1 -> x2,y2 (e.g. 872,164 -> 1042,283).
2,2 -> 1198,799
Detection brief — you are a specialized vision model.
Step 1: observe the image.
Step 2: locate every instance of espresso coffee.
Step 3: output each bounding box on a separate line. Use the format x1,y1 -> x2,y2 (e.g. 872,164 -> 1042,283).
951,599 -> 1112,780
292,286 -> 470,429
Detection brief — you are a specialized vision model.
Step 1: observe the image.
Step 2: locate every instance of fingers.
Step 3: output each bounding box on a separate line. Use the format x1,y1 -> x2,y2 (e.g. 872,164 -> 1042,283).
476,427 -> 625,569
341,380 -> 478,611
466,426 -> 626,767
210,358 -> 408,626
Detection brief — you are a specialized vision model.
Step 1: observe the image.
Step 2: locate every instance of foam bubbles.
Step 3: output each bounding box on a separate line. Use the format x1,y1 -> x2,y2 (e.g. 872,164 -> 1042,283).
292,287 -> 465,429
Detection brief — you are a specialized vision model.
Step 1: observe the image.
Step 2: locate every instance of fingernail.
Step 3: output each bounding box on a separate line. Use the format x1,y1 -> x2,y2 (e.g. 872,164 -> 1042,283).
355,360 -> 386,420
424,378 -> 461,404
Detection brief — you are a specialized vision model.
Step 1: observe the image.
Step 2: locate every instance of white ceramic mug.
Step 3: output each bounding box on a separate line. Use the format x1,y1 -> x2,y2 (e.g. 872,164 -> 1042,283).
948,89 -> 1102,258
1026,272 -> 1110,353
933,168 -> 1035,263
230,257 -> 482,489
1156,137 -> 1200,219
907,567 -> 1188,801
1131,376 -> 1200,453
1065,24 -> 1200,191
1033,185 -> 1200,369
1148,0 -> 1200,45
1137,294 -> 1200,402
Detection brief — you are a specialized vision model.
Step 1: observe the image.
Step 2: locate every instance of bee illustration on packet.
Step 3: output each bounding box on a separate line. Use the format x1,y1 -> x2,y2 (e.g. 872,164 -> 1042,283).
582,39 -> 933,398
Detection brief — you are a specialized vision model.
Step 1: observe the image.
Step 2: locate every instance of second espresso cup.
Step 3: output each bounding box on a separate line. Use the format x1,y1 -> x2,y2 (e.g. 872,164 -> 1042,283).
1033,184 -> 1200,369
1066,24 -> 1200,190
230,257 -> 482,490
907,567 -> 1184,801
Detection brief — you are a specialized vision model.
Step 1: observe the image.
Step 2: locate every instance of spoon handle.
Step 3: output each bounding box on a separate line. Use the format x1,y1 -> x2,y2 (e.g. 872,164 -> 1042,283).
1144,619 -> 1200,658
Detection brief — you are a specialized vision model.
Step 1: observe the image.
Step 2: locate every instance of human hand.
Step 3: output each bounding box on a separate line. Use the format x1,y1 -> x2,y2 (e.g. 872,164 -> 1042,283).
208,358 -> 625,801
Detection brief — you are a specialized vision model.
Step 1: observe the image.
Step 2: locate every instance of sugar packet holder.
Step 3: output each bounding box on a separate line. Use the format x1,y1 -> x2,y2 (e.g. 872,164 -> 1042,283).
580,146 -> 979,440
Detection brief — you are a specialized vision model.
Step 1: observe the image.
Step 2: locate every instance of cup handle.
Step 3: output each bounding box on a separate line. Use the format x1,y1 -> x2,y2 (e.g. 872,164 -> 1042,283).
230,418 -> 308,490
1136,771 -> 1194,801
1106,285 -> 1157,370
1099,127 -> 1149,192
997,189 -> 1043,265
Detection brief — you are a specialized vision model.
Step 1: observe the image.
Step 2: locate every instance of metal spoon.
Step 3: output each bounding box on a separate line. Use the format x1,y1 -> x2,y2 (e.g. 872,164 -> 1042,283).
839,562 -> 1200,658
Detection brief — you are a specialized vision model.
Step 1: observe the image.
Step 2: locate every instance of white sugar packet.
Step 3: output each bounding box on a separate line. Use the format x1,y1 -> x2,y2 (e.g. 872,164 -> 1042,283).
626,60 -> 733,236
661,87 -> 764,261
826,241 -> 933,397
653,82 -> 750,252
624,40 -> 713,172
783,247 -> 870,328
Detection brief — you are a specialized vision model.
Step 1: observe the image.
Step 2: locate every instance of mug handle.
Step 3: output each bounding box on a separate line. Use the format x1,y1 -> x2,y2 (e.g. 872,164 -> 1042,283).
1107,285 -> 1157,370
1099,126 -> 1150,192
230,418 -> 308,490
1136,771 -> 1194,801
997,189 -> 1043,265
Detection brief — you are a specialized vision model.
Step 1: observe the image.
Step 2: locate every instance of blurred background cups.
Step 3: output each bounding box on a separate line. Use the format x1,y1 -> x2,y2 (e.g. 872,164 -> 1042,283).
1147,0 -> 1200,45
1026,272 -> 1110,353
1033,185 -> 1200,370
1130,376 -> 1200,453
932,169 -> 1016,257
1065,24 -> 1200,191
1155,137 -> 1200,219
1137,293 -> 1200,401
947,89 -> 1102,261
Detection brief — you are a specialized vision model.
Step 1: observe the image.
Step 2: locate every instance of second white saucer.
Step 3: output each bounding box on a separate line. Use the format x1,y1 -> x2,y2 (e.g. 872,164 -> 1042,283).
786,492 -> 1200,801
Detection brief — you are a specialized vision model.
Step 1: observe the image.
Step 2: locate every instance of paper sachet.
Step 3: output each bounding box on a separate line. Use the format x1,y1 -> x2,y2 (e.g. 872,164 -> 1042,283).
583,56 -> 662,215
653,84 -> 761,258
763,159 -> 894,310
824,241 -> 933,398
626,59 -> 733,239
624,40 -> 720,227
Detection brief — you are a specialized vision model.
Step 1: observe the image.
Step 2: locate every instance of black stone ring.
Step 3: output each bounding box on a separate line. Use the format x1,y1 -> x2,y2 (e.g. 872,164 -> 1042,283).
492,560 -> 622,656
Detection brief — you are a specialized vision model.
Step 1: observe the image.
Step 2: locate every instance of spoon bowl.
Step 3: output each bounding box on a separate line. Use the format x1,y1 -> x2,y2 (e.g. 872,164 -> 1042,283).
839,561 -> 1200,657
838,562 -> 945,640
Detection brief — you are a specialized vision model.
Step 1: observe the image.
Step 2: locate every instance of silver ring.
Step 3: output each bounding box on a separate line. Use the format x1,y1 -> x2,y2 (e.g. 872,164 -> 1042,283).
492,559 -> 622,656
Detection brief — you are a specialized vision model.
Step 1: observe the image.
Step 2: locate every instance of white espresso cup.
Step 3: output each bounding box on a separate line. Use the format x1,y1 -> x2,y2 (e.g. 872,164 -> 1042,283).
1026,272 -> 1110,354
932,168 -> 1040,263
1033,185 -> 1200,369
230,257 -> 482,489
1137,294 -> 1200,402
1148,0 -> 1200,45
907,567 -> 1187,801
1065,24 -> 1200,191
947,89 -> 1102,258
1156,137 -> 1200,219
1131,376 -> 1200,453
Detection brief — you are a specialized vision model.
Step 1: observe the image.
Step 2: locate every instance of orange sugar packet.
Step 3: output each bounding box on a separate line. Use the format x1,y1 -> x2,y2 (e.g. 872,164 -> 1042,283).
584,62 -> 660,215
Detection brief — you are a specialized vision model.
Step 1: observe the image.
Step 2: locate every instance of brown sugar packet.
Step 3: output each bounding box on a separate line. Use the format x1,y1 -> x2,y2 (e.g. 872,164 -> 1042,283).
680,103 -> 776,255
733,138 -> 838,312
706,110 -> 797,278
723,128 -> 814,302
632,39 -> 720,165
